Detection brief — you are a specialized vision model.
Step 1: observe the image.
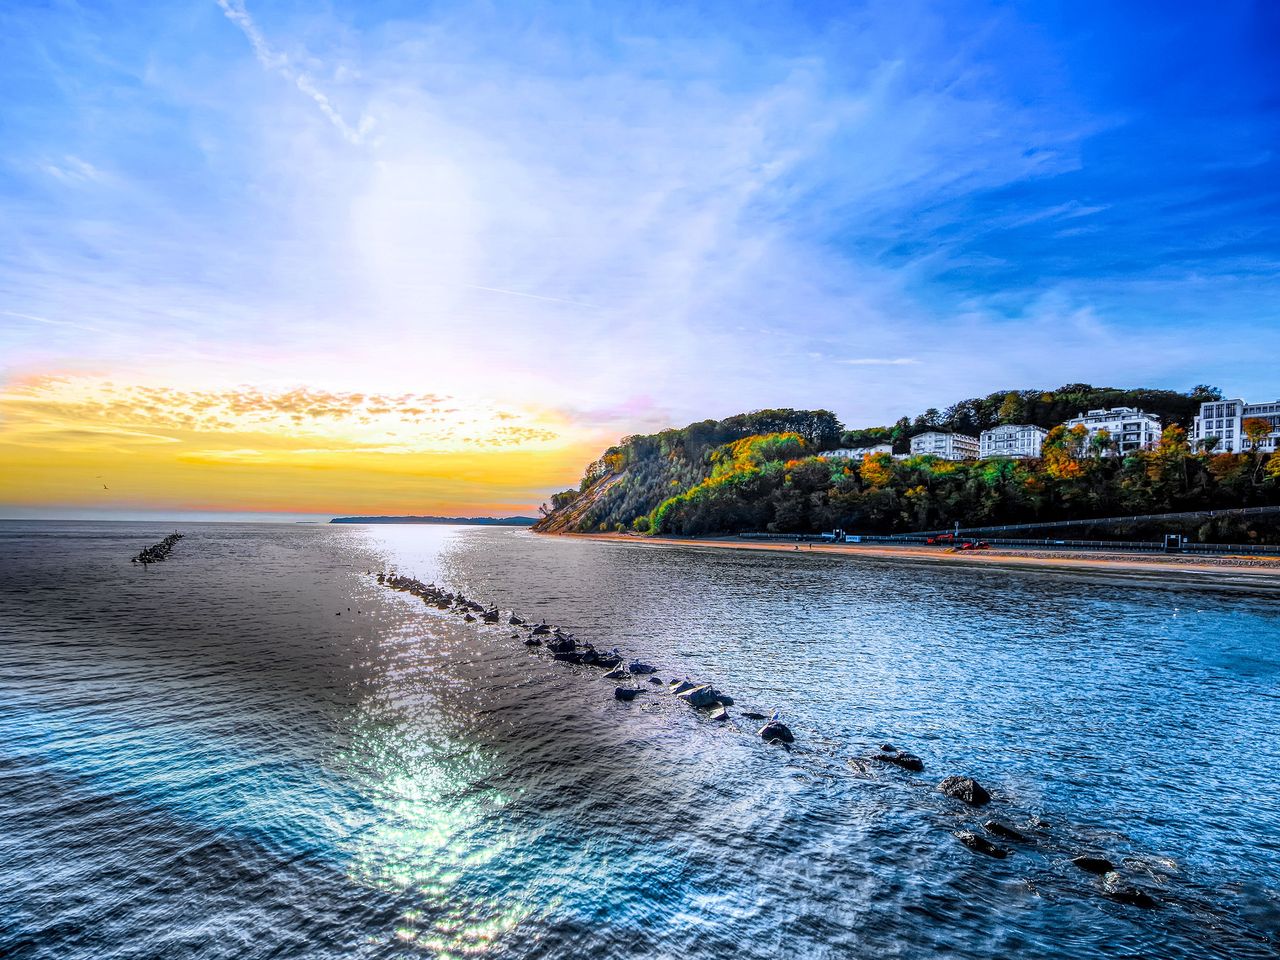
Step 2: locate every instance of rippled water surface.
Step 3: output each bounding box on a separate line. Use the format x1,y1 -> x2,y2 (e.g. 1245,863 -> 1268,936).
2,520 -> 1278,959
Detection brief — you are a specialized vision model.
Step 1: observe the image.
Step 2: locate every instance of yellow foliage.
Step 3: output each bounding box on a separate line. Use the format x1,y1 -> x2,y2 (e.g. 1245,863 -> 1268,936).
861,451 -> 894,487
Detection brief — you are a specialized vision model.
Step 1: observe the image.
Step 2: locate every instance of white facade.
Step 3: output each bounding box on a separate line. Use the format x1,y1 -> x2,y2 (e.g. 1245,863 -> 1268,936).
1191,398 -> 1280,453
979,423 -> 1047,459
1063,407 -> 1162,455
909,431 -> 979,460
821,443 -> 894,459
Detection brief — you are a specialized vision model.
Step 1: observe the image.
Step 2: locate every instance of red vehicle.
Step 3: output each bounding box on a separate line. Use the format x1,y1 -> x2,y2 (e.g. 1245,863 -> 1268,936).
926,533 -> 956,545
958,540 -> 991,550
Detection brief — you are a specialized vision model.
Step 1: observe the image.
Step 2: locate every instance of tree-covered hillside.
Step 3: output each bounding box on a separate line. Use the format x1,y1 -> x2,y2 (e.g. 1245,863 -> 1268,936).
535,386 -> 1280,542
533,409 -> 840,533
645,425 -> 1280,541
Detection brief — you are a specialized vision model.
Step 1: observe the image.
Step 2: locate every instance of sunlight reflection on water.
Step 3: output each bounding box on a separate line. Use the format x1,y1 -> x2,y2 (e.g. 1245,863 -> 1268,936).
1,521 -> 1278,959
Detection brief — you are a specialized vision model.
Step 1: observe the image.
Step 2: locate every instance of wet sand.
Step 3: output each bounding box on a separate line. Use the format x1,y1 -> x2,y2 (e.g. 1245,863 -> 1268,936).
555,532 -> 1280,593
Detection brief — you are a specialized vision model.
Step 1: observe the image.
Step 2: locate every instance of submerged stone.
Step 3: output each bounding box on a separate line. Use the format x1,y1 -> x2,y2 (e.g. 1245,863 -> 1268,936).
954,831 -> 1008,859
1071,855 -> 1115,875
1101,873 -> 1159,908
874,751 -> 924,772
984,821 -> 1030,843
938,776 -> 991,806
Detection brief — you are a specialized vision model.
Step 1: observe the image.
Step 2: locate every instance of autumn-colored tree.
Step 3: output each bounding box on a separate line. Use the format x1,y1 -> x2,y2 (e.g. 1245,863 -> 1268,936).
1207,453 -> 1247,485
1241,417 -> 1274,482
1145,424 -> 1190,493
1042,425 -> 1084,479
1263,454 -> 1280,485
861,451 -> 894,487
998,391 -> 1023,424
1242,417 -> 1272,451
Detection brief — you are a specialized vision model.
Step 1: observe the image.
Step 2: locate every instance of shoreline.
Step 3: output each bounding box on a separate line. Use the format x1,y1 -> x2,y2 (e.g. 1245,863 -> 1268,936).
545,531 -> 1280,593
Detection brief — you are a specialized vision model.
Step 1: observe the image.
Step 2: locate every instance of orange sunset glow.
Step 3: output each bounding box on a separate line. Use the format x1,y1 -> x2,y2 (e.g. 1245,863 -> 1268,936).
0,374 -> 605,515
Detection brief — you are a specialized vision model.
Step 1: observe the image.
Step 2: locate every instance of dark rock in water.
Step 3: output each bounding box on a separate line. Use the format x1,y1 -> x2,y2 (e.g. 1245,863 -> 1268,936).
669,679 -> 697,695
628,661 -> 658,675
602,668 -> 629,680
1101,873 -> 1158,908
482,609 -> 499,622
758,720 -> 794,744
938,776 -> 991,806
984,820 -> 1030,843
1072,855 -> 1115,875
678,685 -> 725,709
614,686 -> 642,702
509,615 -> 525,625
874,752 -> 924,772
594,653 -> 623,669
463,613 -> 476,622
742,711 -> 767,721
530,623 -> 551,635
708,705 -> 729,722
954,831 -> 1008,859
546,636 -> 576,654
648,676 -> 664,685
880,743 -> 896,753
524,636 -> 542,646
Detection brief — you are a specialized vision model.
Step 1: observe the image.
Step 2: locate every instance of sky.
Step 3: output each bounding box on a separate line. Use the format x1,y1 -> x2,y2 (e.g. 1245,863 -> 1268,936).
1,0 -> 1278,518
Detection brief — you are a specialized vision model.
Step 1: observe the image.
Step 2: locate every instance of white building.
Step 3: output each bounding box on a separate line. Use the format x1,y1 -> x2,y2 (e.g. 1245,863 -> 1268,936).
909,431 -> 979,460
821,443 -> 894,459
979,423 -> 1048,459
1063,407 -> 1162,455
1191,398 -> 1280,453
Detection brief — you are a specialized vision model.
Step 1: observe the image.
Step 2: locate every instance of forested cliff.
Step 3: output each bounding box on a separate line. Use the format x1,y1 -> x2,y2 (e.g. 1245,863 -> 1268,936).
534,385 -> 1280,542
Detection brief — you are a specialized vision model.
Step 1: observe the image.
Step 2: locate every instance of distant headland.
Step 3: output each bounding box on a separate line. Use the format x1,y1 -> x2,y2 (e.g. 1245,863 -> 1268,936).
330,515 -> 537,526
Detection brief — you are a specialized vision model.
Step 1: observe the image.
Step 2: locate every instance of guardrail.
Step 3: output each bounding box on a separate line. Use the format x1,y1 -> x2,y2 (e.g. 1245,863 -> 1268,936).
737,531 -> 1280,555
887,503 -> 1280,539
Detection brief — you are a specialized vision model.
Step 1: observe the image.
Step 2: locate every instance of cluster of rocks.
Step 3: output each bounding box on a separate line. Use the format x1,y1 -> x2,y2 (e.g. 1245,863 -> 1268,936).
375,569 -> 1159,911
849,755 -> 1161,908
376,571 -> 794,746
131,533 -> 183,567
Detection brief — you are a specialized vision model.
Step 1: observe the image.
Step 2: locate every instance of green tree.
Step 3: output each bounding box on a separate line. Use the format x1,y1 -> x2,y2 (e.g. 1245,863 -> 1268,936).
1089,428 -> 1112,459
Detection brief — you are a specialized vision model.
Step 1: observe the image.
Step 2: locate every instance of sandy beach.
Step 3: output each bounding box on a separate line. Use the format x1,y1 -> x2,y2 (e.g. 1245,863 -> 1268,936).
555,531 -> 1280,592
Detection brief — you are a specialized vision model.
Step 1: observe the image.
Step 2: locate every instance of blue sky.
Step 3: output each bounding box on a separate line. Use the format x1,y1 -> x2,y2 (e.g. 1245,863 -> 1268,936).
1,0 -> 1278,450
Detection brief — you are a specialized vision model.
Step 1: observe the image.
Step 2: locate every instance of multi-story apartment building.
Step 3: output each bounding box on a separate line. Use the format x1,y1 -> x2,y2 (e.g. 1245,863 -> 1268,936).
979,423 -> 1048,459
1062,407 -> 1162,455
1191,398 -> 1280,453
820,443 -> 894,459
909,431 -> 979,461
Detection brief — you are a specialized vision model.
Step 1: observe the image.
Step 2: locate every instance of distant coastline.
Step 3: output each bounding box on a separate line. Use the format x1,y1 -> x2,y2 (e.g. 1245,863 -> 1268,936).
329,515 -> 537,526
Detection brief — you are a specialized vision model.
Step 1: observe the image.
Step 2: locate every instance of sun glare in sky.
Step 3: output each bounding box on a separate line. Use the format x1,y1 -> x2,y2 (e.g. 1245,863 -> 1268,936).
2,0 -> 1277,517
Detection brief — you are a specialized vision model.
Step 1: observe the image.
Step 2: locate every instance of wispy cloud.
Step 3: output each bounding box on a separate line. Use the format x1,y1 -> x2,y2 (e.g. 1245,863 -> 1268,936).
2,0 -> 1279,498
215,0 -> 372,145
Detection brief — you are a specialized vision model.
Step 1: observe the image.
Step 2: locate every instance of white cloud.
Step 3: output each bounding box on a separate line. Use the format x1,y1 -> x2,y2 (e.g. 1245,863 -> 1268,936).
215,0 -> 373,145
8,0 -> 1275,440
